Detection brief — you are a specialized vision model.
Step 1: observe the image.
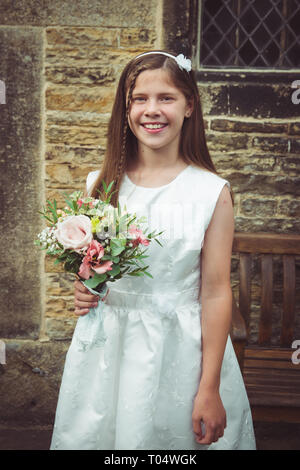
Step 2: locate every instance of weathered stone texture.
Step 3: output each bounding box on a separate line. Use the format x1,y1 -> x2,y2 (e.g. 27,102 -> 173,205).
0,0 -> 158,27
0,340 -> 69,425
0,27 -> 44,338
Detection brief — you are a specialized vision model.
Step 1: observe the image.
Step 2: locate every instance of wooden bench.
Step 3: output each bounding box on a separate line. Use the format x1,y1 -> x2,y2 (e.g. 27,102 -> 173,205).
230,232 -> 300,423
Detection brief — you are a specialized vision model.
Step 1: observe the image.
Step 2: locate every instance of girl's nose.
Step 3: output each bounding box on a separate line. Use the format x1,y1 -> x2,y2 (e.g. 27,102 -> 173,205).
144,99 -> 160,115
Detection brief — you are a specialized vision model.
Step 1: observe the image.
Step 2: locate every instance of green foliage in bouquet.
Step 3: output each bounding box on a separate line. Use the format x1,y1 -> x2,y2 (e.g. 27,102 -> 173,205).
35,180 -> 163,292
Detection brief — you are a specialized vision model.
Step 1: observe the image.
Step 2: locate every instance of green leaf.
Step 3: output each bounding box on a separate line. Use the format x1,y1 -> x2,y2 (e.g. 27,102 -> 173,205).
83,273 -> 107,289
102,180 -> 108,193
107,180 -> 115,193
143,270 -> 153,279
110,238 -> 126,256
108,264 -> 121,277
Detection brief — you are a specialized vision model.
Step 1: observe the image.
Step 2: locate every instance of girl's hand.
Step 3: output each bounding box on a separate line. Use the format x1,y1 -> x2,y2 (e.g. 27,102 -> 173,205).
74,279 -> 109,316
192,388 -> 226,445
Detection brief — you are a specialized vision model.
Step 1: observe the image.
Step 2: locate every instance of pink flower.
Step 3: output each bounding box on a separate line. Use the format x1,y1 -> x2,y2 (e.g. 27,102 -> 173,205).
128,224 -> 150,247
78,239 -> 113,279
77,199 -> 83,208
55,215 -> 92,250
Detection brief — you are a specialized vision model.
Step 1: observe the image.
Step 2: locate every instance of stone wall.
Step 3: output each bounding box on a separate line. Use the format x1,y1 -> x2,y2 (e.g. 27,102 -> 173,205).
0,0 -> 299,441
197,72 -> 300,344
0,0 -> 162,435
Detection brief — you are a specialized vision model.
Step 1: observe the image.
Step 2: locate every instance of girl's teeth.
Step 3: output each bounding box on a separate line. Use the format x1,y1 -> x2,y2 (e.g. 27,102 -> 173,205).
144,124 -> 165,129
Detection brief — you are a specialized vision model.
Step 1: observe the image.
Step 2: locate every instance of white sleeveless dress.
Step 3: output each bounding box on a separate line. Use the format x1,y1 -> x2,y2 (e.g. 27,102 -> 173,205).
50,165 -> 256,450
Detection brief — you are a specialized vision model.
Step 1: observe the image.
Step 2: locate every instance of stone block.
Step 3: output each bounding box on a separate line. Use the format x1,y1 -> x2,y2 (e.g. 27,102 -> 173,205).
252,136 -> 290,153
228,84 -> 300,118
210,118 -> 287,134
277,198 -> 300,218
45,164 -> 94,189
240,197 -> 278,217
0,339 -> 69,426
44,316 -> 76,341
46,85 -> 115,113
0,0 -> 157,27
234,216 -> 300,233
119,28 -> 156,49
45,144 -> 105,165
198,84 -> 228,116
229,172 -> 300,197
46,27 -> 120,48
289,122 -> 300,135
0,27 -> 44,338
45,66 -> 117,86
206,133 -> 248,152
46,273 -> 74,296
213,153 -> 276,173
45,123 -> 107,146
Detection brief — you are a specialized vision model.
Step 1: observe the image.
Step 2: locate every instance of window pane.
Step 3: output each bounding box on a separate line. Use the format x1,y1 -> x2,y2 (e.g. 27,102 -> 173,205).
199,0 -> 300,68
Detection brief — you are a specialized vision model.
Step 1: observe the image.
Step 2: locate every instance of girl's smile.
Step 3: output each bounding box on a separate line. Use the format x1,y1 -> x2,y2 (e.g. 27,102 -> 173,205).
141,121 -> 168,133
128,69 -> 192,153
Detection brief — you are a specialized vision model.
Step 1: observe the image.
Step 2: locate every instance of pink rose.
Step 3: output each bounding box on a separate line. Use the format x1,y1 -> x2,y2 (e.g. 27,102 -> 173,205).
128,224 -> 150,247
78,239 -> 113,279
55,215 -> 93,250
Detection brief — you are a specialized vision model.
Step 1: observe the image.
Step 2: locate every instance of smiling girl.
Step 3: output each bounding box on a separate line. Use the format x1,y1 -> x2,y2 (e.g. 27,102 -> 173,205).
50,51 -> 256,450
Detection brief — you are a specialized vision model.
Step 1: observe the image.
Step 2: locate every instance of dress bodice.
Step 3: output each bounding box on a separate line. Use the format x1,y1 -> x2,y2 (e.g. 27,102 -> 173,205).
87,165 -> 229,301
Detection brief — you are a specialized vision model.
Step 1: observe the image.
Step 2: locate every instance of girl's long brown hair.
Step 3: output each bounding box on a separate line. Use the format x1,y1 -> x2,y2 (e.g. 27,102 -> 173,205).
91,51 -> 222,206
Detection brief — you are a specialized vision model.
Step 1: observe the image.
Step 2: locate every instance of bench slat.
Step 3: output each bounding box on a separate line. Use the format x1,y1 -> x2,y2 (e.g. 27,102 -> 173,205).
232,232 -> 300,255
239,253 -> 251,330
259,254 -> 273,345
245,347 -> 293,360
281,255 -> 296,347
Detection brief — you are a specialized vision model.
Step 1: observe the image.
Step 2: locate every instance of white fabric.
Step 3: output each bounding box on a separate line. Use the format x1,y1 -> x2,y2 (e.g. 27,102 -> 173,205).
50,165 -> 256,450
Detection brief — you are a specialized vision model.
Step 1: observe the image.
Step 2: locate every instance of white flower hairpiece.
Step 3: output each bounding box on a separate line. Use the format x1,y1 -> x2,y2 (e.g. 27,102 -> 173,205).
174,54 -> 192,72
135,52 -> 192,73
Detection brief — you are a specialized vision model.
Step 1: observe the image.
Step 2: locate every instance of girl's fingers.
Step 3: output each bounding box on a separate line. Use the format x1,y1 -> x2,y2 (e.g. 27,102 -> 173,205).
196,422 -> 224,445
74,307 -> 90,316
192,418 -> 204,441
75,299 -> 98,309
75,291 -> 99,303
74,279 -> 89,293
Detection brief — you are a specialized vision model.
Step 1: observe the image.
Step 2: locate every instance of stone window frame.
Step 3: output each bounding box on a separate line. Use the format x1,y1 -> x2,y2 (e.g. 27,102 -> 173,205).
162,0 -> 300,84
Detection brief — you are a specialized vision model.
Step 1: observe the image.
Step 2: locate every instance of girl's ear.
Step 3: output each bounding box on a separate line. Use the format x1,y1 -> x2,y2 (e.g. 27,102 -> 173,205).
185,98 -> 194,118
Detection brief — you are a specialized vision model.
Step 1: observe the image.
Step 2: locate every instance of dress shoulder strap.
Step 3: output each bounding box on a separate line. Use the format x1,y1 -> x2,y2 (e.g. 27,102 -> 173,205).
86,170 -> 100,196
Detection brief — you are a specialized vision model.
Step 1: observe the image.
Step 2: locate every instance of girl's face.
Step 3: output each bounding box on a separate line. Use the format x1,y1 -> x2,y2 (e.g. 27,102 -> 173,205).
128,68 -> 193,156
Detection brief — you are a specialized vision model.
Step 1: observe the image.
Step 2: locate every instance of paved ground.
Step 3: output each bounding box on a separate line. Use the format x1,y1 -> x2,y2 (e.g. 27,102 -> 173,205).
0,421 -> 299,450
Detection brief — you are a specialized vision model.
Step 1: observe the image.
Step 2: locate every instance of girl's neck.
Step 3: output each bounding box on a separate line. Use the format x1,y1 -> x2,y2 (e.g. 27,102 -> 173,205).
127,146 -> 185,173
126,149 -> 189,188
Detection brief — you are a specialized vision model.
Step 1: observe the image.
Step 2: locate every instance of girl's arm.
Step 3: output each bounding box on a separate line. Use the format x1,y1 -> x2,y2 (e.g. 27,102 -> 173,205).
192,184 -> 234,445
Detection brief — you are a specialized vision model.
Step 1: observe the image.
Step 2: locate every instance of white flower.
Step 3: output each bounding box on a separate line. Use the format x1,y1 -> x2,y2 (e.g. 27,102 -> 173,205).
175,54 -> 192,72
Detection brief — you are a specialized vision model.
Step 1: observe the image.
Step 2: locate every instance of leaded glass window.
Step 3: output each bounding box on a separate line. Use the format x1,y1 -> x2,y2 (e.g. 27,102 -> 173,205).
199,0 -> 300,68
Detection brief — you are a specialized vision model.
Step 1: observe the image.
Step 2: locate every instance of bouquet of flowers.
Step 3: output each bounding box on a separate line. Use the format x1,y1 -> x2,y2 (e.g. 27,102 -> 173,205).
35,180 -> 163,300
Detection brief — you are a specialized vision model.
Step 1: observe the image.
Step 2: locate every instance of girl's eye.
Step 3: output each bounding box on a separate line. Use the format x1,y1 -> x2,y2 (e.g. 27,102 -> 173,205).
161,96 -> 173,102
133,97 -> 146,102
